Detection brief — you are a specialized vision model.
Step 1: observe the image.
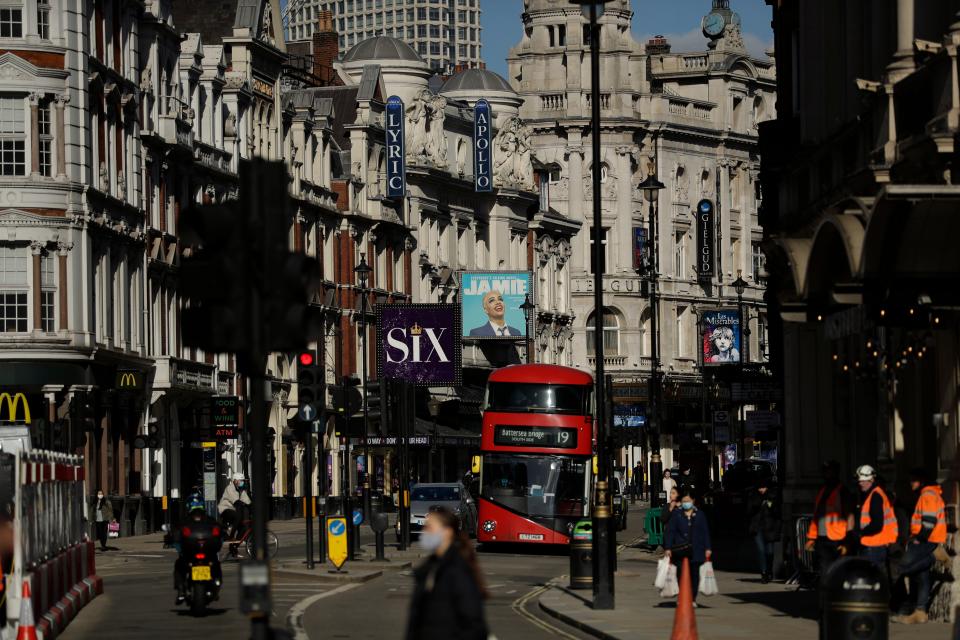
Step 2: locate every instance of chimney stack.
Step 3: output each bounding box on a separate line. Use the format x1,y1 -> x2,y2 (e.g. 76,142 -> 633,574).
312,10 -> 339,85
646,35 -> 671,55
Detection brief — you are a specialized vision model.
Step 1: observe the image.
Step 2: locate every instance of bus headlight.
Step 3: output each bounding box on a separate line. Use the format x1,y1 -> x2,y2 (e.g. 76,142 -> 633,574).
482,520 -> 497,533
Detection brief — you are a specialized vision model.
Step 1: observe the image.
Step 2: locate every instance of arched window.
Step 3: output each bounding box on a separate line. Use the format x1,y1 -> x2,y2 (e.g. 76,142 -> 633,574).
589,162 -> 609,184
586,308 -> 619,356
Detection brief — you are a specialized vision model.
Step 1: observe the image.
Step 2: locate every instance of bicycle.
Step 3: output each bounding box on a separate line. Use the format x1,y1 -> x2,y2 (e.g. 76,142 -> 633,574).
219,519 -> 279,561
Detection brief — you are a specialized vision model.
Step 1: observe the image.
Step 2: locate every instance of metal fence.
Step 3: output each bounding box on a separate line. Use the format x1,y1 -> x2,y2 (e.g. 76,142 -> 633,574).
785,514 -> 815,588
15,451 -> 86,571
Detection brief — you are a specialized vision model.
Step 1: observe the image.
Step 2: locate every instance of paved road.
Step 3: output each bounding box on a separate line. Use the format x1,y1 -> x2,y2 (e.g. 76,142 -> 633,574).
60,505 -> 644,639
300,544 -> 593,640
60,523 -> 331,640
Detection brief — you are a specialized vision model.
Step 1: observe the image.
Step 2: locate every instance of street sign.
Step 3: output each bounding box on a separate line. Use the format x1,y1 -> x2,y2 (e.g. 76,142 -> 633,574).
326,516 -> 348,570
212,396 -> 240,439
352,508 -> 364,526
713,410 -> 730,441
299,403 -> 317,422
746,410 -> 781,434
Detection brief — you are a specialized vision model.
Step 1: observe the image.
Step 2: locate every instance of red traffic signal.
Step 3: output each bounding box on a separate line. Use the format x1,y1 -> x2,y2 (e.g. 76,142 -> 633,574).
299,352 -> 315,367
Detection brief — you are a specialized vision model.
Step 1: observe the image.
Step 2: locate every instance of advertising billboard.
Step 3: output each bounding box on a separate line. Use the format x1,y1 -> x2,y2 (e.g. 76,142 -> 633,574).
377,303 -> 462,386
701,309 -> 741,365
460,271 -> 532,339
385,95 -> 406,198
474,99 -> 493,192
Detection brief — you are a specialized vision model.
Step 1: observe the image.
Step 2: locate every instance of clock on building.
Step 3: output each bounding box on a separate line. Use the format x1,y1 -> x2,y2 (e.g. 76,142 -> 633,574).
702,12 -> 726,38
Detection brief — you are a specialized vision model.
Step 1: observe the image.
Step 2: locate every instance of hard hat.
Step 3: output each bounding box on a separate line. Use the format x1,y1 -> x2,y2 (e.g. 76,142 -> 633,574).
856,465 -> 876,481
232,472 -> 245,481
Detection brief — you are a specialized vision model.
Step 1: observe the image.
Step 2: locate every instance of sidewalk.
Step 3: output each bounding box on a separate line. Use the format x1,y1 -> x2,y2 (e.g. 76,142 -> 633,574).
539,546 -> 950,640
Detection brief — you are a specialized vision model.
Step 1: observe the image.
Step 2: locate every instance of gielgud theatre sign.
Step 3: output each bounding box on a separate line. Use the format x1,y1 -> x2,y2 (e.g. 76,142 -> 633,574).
571,277 -> 642,294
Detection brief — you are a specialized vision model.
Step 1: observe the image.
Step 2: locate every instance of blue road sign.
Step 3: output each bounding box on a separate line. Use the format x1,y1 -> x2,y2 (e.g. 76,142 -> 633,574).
299,403 -> 317,422
329,519 -> 346,536
352,508 -> 364,526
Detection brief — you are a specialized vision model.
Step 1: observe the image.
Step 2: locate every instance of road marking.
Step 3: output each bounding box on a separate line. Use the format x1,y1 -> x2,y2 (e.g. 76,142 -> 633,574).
511,580 -> 581,640
287,583 -> 360,640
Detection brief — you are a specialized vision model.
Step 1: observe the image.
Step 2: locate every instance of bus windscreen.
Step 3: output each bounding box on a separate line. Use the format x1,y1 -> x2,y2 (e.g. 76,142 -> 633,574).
485,383 -> 589,415
481,454 -> 587,518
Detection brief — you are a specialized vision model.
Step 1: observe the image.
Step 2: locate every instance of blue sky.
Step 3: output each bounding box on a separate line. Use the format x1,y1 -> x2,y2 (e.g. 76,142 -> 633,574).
481,1 -> 774,76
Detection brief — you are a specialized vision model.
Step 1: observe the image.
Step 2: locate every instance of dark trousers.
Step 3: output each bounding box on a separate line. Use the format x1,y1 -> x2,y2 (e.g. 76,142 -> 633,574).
95,521 -> 108,550
755,532 -> 774,576
671,551 -> 702,602
860,545 -> 888,571
814,539 -> 842,583
899,541 -> 936,613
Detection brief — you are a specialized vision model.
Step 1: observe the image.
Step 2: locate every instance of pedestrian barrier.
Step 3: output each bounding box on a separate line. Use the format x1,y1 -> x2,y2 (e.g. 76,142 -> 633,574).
785,514 -> 814,588
7,450 -> 101,638
644,508 -> 665,547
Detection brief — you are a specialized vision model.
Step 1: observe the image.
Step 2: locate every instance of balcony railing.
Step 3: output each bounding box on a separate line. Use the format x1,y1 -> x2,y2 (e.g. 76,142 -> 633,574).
154,356 -> 216,393
540,93 -> 566,111
588,354 -> 627,368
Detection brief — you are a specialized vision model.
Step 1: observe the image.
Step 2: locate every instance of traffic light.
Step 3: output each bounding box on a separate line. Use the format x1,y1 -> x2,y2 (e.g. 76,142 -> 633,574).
179,160 -> 322,362
179,204 -> 250,353
247,161 -> 322,353
365,380 -> 383,421
297,350 -> 323,422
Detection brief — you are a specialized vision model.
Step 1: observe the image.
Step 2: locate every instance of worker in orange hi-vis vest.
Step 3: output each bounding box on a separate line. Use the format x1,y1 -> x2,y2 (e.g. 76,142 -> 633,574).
892,467 -> 947,625
855,464 -> 898,571
804,460 -> 855,580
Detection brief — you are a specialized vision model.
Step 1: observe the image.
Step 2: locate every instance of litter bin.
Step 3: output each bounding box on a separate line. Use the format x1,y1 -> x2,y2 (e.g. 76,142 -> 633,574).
820,557 -> 889,640
569,520 -> 593,590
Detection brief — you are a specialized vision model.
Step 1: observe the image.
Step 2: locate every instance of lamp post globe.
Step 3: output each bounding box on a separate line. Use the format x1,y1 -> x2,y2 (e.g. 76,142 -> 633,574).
638,173 -> 665,202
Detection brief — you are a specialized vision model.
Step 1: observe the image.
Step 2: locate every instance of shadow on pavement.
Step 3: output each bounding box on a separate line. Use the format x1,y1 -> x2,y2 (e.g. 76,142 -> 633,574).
172,607 -> 230,618
477,543 -> 568,557
724,588 -> 818,620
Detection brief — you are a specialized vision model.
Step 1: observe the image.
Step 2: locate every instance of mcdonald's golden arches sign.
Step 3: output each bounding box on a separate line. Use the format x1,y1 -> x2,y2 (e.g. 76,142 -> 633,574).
116,370 -> 143,390
0,393 -> 30,424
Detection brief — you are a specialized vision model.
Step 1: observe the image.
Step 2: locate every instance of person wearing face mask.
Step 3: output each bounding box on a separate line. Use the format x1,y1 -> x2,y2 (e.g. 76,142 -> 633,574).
218,472 -> 252,538
664,492 -> 712,605
406,506 -> 488,640
93,489 -> 115,551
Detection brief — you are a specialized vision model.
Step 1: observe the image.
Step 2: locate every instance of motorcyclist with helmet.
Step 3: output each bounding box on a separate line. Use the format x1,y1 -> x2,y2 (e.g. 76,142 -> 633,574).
173,495 -> 223,605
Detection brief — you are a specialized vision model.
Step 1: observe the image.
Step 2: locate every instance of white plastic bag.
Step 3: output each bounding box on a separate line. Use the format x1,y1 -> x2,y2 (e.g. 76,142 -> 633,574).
660,563 -> 679,598
698,561 -> 719,596
654,557 -> 670,589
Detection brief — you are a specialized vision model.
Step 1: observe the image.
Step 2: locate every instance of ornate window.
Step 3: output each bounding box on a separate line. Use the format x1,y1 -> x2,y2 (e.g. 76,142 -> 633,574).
40,252 -> 54,332
586,309 -> 619,357
0,246 -> 28,332
0,6 -> 22,38
38,98 -> 52,177
0,96 -> 25,176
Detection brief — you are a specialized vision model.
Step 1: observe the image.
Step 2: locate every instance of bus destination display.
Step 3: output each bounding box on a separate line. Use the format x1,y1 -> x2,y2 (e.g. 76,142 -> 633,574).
494,426 -> 578,449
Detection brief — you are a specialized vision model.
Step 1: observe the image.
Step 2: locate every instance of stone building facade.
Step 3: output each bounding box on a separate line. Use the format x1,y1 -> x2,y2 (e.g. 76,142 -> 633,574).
762,0 -> 960,612
509,0 -> 775,471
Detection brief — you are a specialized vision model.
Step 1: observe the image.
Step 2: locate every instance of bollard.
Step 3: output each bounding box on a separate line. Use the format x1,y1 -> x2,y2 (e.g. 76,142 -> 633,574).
820,557 -> 889,640
569,520 -> 593,590
369,512 -> 389,562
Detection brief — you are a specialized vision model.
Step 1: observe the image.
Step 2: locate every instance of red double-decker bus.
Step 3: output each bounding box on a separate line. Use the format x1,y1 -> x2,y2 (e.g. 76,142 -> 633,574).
476,364 -> 593,545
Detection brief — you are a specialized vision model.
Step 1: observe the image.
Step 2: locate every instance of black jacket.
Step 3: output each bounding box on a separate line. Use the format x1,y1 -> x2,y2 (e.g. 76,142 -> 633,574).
406,546 -> 487,640
748,490 -> 782,542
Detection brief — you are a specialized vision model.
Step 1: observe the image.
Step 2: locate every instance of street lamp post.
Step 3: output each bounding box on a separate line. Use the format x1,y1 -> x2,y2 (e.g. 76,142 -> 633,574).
570,0 -> 613,610
731,270 -> 747,448
355,254 -> 373,519
520,294 -> 536,364
638,172 -> 665,509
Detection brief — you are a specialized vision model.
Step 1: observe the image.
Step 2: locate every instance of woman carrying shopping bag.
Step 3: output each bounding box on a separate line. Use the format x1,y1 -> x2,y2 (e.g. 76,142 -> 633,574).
664,492 -> 712,606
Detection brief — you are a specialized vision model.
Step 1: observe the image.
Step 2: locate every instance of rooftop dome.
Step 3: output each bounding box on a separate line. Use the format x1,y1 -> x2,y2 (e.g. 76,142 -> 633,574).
441,68 -> 515,94
342,36 -> 423,64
